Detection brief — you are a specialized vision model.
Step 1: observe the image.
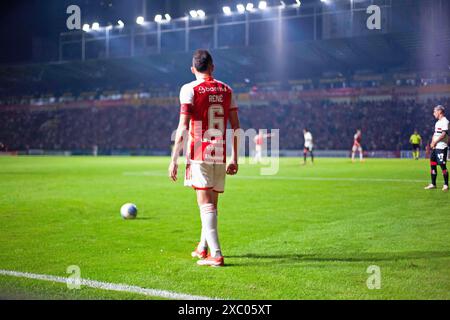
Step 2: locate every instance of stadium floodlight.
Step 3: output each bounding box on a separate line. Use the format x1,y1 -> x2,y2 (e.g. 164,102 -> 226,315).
106,24 -> 113,31
154,14 -> 163,23
236,4 -> 245,13
117,20 -> 124,28
92,22 -> 100,30
189,10 -> 198,18
294,0 -> 301,7
136,16 -> 145,25
246,3 -> 254,11
280,1 -> 286,9
258,1 -> 267,10
222,6 -> 232,15
82,24 -> 90,32
165,14 -> 172,21
197,10 -> 206,18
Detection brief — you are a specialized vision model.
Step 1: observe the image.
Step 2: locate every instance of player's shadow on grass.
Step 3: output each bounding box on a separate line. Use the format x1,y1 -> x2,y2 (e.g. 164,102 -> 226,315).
226,251 -> 450,265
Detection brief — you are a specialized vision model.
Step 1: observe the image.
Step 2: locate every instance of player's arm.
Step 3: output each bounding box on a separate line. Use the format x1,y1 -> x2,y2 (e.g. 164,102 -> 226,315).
431,128 -> 448,149
169,84 -> 194,181
431,132 -> 448,148
227,109 -> 240,175
169,114 -> 190,181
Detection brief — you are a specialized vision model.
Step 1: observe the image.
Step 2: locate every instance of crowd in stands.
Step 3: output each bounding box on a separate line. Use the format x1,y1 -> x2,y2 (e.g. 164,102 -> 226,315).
0,106 -> 178,152
1,68 -> 448,108
1,98 -> 447,153
240,98 -> 446,150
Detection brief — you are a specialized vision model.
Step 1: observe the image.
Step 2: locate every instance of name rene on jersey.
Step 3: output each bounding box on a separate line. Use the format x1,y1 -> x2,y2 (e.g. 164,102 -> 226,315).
209,95 -> 223,103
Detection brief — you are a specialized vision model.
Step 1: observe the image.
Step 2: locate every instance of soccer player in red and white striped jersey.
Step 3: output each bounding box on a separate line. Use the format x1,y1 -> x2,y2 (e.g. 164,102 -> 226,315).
169,50 -> 240,267
254,130 -> 274,163
352,129 -> 364,163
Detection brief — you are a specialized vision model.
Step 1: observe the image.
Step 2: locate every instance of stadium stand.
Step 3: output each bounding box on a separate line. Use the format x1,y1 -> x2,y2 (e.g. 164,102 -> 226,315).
1,97 -> 449,153
1,29 -> 449,155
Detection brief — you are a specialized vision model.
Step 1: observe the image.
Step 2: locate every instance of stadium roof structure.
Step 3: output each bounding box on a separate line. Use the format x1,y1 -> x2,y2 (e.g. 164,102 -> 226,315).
1,28 -> 449,98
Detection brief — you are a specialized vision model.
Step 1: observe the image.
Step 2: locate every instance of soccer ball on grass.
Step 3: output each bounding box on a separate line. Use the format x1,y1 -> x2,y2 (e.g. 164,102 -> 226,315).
120,203 -> 138,219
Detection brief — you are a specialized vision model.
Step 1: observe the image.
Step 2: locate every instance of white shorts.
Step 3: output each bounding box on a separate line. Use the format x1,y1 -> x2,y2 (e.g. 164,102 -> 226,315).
184,162 -> 226,193
352,145 -> 362,152
304,144 -> 313,152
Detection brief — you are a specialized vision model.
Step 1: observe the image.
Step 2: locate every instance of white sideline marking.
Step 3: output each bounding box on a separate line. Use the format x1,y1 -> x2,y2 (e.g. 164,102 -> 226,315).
123,171 -> 428,184
0,269 -> 218,300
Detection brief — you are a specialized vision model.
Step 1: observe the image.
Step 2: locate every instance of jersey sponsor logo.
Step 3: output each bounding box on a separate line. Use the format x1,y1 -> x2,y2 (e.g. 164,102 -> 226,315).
197,86 -> 228,94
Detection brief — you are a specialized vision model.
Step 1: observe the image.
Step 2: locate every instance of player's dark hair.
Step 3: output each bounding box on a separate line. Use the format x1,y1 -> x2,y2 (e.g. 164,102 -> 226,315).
193,49 -> 213,73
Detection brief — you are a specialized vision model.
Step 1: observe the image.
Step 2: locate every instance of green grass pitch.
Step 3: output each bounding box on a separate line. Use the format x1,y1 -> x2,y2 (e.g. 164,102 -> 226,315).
0,156 -> 449,300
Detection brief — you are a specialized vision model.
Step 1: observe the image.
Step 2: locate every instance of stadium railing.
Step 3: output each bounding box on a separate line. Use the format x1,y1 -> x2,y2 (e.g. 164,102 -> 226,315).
4,149 -> 421,159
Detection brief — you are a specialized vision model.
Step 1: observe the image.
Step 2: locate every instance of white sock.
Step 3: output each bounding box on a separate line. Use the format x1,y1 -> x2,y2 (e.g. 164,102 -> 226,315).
198,227 -> 207,251
360,152 -> 363,161
352,153 -> 355,161
200,203 -> 222,258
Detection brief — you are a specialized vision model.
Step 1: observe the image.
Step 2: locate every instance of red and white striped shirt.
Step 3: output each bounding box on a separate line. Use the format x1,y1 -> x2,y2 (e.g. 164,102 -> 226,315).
180,77 -> 238,163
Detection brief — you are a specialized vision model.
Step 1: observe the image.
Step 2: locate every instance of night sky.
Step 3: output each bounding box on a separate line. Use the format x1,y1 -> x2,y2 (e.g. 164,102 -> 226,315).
0,0 -> 320,65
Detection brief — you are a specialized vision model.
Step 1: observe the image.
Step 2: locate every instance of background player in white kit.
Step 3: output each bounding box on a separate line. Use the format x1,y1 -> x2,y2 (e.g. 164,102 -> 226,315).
253,130 -> 274,163
302,128 -> 314,165
351,129 -> 364,163
424,105 -> 449,191
169,50 -> 240,267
